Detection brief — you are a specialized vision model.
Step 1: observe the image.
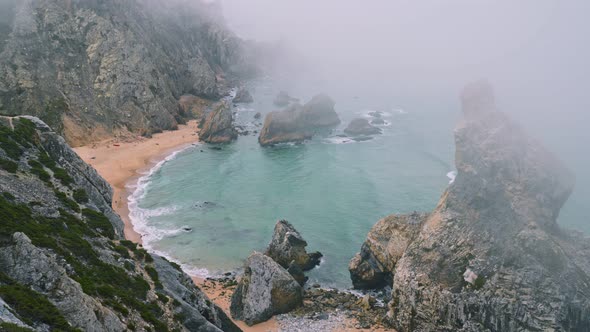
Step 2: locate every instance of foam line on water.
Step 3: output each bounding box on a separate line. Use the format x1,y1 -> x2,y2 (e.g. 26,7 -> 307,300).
126,143 -> 213,278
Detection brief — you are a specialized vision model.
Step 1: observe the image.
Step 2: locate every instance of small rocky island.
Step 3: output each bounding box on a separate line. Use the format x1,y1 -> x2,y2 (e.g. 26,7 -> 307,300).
344,118 -> 382,136
199,101 -> 238,143
258,94 -> 341,146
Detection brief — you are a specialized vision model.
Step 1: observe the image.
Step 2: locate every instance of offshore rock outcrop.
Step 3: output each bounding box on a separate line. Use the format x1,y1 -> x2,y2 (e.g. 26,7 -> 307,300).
258,94 -> 340,146
232,88 -> 254,104
0,116 -> 240,331
0,0 -> 251,146
266,220 -> 322,272
199,102 -> 238,143
344,118 -> 382,136
349,212 -> 427,289
353,80 -> 590,331
273,91 -> 298,107
230,252 -> 303,326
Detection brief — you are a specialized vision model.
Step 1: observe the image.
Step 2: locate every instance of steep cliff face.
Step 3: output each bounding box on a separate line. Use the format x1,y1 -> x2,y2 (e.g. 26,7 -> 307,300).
0,0 -> 251,146
352,81 -> 590,331
0,116 -> 239,331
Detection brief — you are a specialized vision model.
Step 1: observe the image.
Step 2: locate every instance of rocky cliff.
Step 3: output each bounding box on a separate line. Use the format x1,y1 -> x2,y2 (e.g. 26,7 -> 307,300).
0,115 -> 240,331
351,81 -> 590,331
0,0 -> 252,146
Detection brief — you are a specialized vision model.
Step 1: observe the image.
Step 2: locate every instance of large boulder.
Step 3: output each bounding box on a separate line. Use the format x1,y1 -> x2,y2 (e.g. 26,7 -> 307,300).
199,102 -> 238,143
266,220 -> 322,271
258,94 -> 340,146
352,80 -> 590,331
301,94 -> 341,127
232,88 -> 254,103
349,213 -> 427,289
344,118 -> 382,136
230,252 -> 303,326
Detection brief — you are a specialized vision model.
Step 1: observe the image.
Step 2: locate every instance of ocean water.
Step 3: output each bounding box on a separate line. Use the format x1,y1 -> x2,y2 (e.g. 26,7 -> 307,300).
128,78 -> 587,289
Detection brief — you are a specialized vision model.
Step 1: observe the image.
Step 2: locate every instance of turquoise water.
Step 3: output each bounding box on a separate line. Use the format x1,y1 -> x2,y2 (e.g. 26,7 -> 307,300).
129,79 -> 587,288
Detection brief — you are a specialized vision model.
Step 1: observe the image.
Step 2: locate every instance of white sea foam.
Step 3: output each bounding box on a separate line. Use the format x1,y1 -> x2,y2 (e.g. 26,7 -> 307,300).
324,136 -> 354,144
126,144 -> 213,278
393,108 -> 408,114
447,170 -> 457,184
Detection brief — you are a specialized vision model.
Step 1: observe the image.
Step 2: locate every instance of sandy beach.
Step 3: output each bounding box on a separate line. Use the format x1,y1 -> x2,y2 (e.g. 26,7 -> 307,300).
73,121 -> 281,332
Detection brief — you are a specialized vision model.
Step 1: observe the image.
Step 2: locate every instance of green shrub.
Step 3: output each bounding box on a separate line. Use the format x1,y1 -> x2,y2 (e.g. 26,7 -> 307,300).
145,266 -> 163,289
0,158 -> 18,173
54,190 -> 80,212
473,275 -> 486,290
114,245 -> 131,259
73,189 -> 89,203
2,192 -> 15,200
82,208 -> 114,239
0,273 -> 78,331
0,322 -> 35,332
28,160 -> 51,183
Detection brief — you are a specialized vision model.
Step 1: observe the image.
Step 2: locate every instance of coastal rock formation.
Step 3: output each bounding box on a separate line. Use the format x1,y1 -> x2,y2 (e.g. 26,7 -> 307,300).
178,94 -> 213,121
344,118 -> 382,136
230,252 -> 303,326
199,102 -> 238,143
0,116 -> 239,331
273,91 -> 298,107
266,220 -> 322,271
259,94 -> 340,146
301,94 -> 341,127
232,88 -> 254,103
352,80 -> 590,331
349,212 -> 427,289
0,1 -> 251,146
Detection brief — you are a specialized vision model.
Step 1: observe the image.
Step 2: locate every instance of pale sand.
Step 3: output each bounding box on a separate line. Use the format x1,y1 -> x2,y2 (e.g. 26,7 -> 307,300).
73,121 -> 279,331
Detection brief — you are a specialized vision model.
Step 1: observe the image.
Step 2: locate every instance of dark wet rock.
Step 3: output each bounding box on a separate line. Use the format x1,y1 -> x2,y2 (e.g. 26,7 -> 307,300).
368,111 -> 383,118
254,112 -> 262,120
344,118 -> 381,136
230,252 -> 303,325
353,80 -> 590,331
232,88 -> 254,103
200,102 -> 238,143
259,94 -> 340,146
273,91 -> 298,107
287,261 -> 308,286
266,220 -> 322,271
349,213 -> 427,289
352,136 -> 374,142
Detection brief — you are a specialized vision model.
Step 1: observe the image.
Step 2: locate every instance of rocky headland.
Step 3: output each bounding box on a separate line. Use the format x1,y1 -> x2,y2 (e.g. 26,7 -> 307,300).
0,0 -> 254,147
350,80 -> 590,331
258,94 -> 341,146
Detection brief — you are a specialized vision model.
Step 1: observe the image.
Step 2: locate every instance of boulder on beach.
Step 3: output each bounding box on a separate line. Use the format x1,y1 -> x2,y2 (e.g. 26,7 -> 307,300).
230,252 -> 303,326
259,94 -> 341,146
199,101 -> 238,143
266,220 -> 322,271
273,91 -> 298,107
232,87 -> 254,103
344,118 -> 381,136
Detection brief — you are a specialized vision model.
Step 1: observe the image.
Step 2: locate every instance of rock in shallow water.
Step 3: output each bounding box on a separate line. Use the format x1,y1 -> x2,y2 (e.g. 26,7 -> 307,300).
232,88 -> 254,103
199,102 -> 238,143
230,252 -> 303,326
344,118 -> 381,136
266,220 -> 322,271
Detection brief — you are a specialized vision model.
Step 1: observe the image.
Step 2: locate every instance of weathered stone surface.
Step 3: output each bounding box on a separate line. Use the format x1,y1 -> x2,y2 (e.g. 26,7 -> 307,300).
232,88 -> 254,103
352,80 -> 590,331
0,1 -> 250,146
178,94 -> 213,121
344,118 -> 382,136
259,94 -> 340,146
199,102 -> 238,143
266,220 -> 322,271
349,212 -> 427,289
230,252 -> 303,326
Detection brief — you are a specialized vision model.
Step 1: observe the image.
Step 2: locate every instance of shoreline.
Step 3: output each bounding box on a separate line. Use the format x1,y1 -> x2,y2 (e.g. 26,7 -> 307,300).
73,121 -> 281,331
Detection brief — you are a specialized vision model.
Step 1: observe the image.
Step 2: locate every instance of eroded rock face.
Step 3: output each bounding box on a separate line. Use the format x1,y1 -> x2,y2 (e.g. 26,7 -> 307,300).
349,212 -> 427,289
0,1 -> 249,146
230,252 -> 303,326
351,80 -> 590,331
266,220 -> 322,271
199,102 -> 238,143
344,118 -> 382,136
0,116 -> 238,331
232,88 -> 254,103
258,94 -> 340,146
